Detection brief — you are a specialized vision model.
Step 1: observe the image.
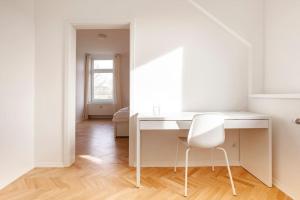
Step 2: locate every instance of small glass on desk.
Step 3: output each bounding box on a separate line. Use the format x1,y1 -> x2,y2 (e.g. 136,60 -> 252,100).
152,104 -> 160,116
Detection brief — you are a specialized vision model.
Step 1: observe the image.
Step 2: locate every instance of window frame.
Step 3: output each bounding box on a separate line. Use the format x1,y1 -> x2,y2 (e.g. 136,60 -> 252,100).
90,56 -> 114,104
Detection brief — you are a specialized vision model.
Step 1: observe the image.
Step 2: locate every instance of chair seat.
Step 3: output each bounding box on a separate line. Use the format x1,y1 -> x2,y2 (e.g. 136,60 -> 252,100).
178,137 -> 188,146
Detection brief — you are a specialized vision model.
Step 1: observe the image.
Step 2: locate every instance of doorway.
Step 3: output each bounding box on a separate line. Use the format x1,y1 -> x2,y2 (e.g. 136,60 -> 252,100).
75,28 -> 130,165
63,21 -> 135,167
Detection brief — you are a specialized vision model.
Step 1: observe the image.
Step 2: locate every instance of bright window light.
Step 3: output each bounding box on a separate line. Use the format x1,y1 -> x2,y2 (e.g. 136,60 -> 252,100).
91,59 -> 114,103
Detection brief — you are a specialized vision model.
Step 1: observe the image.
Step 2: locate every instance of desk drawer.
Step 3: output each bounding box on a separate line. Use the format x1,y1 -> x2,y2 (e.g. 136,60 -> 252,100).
139,119 -> 269,130
140,120 -> 191,130
224,120 -> 269,129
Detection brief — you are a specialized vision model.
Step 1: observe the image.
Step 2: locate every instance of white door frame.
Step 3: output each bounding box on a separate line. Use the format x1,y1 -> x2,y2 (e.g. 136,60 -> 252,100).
63,19 -> 136,166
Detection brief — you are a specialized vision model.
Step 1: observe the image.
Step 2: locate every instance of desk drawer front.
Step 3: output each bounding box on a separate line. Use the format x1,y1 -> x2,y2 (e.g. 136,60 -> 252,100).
139,119 -> 269,130
224,120 -> 269,129
140,120 -> 191,130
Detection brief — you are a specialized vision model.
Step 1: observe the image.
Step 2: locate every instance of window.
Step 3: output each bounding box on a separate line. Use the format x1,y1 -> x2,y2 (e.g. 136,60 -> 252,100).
91,59 -> 114,103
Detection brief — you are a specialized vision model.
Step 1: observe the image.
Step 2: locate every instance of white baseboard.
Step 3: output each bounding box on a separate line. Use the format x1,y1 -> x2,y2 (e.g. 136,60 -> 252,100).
35,162 -> 65,168
273,178 -> 296,200
131,160 -> 240,167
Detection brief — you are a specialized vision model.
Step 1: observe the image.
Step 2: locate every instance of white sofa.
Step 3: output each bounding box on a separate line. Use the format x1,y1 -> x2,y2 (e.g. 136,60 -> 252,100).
112,107 -> 129,137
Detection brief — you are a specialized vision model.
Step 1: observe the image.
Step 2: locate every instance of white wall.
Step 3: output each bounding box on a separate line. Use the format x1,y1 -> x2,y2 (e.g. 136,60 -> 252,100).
76,29 -> 130,121
264,0 -> 300,93
249,98 -> 300,199
34,0 -> 263,166
0,0 -> 35,189
247,1 -> 300,198
193,0 -> 265,93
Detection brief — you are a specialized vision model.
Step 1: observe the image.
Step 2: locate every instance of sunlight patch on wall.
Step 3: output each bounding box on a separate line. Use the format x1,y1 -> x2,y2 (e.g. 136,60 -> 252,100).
134,47 -> 184,113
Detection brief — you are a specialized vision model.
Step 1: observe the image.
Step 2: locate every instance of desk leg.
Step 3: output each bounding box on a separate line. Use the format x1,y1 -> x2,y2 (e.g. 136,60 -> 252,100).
267,120 -> 272,187
240,120 -> 272,187
136,119 -> 141,188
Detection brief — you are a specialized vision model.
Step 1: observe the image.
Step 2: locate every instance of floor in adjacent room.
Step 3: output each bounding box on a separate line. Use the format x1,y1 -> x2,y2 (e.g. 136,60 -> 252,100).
0,119 -> 291,200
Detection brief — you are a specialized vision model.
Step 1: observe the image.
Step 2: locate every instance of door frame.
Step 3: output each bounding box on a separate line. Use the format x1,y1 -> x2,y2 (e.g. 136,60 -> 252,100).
63,19 -> 136,166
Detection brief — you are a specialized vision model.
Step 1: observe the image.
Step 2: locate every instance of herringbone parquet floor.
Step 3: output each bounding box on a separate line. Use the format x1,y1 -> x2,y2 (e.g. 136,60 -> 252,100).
0,119 -> 291,200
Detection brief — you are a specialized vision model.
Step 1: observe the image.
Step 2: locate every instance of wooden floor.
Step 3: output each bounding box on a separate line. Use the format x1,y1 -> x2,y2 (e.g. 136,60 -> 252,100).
0,119 -> 291,200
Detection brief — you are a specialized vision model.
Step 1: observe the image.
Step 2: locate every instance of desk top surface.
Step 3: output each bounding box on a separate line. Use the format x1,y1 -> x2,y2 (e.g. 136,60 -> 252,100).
137,112 -> 270,121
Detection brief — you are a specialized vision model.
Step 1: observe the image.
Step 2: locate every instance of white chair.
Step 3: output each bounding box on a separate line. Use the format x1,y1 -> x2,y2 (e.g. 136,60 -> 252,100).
174,114 -> 237,197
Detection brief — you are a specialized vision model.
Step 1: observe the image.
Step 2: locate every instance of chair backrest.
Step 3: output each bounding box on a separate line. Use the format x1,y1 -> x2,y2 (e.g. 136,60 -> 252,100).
187,114 -> 225,148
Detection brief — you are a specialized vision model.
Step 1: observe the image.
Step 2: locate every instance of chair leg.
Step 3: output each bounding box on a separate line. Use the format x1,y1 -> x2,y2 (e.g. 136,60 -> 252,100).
174,140 -> 179,172
217,147 -> 237,196
184,148 -> 190,197
211,148 -> 215,172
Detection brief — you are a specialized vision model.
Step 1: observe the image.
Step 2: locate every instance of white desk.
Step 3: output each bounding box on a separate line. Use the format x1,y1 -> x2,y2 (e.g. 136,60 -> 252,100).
136,112 -> 272,187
